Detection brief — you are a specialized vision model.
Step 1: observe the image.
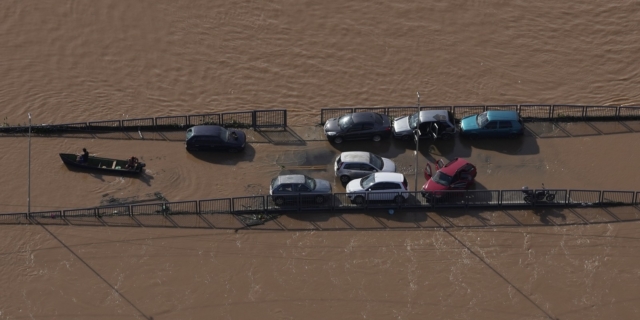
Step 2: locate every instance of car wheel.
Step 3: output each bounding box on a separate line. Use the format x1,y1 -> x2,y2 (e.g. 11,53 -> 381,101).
333,137 -> 343,144
545,194 -> 556,201
340,175 -> 351,184
314,195 -> 326,204
440,133 -> 453,140
394,195 -> 405,205
274,197 -> 285,206
372,135 -> 382,142
353,195 -> 365,205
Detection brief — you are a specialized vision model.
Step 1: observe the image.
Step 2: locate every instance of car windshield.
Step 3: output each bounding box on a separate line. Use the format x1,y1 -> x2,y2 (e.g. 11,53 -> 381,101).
476,112 -> 489,127
369,153 -> 383,170
304,176 -> 316,190
432,171 -> 453,186
360,174 -> 376,189
219,127 -> 230,141
338,114 -> 354,130
408,112 -> 420,129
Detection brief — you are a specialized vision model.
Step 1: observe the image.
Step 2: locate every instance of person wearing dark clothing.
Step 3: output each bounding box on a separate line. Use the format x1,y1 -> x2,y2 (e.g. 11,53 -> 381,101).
77,148 -> 90,163
126,156 -> 139,170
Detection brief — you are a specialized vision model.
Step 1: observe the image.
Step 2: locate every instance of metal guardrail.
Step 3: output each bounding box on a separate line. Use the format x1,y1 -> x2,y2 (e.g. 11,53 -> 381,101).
0,109 -> 287,134
2,189 -> 638,222
320,104 -> 640,124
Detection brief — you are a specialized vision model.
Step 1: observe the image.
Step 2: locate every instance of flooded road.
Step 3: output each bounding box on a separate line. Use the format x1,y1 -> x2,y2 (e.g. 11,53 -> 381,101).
2,0 -> 640,319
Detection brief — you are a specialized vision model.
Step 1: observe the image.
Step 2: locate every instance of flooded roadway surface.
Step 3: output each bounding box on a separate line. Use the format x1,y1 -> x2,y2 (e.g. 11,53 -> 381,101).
1,121 -> 639,213
2,122 -> 640,320
3,0 -> 640,318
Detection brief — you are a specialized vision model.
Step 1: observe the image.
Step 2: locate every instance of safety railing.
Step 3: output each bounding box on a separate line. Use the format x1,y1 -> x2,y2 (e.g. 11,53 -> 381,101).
2,189 -> 638,222
0,109 -> 287,134
320,104 -> 640,124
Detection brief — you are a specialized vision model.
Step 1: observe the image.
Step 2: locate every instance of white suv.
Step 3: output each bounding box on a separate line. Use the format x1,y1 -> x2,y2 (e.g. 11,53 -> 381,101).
345,172 -> 409,204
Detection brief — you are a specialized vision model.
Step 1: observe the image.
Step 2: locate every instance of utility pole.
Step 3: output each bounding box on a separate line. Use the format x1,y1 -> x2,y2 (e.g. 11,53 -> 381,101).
414,92 -> 421,192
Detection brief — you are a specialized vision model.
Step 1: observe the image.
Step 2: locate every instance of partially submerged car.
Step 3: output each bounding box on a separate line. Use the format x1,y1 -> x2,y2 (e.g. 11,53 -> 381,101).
269,174 -> 332,206
323,112 -> 392,144
421,158 -> 477,200
392,110 -> 457,141
185,125 -> 246,152
346,172 -> 409,204
334,151 -> 396,184
459,110 -> 524,138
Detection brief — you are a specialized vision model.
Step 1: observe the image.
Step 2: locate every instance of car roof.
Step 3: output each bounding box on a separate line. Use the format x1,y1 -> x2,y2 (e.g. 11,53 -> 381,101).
439,158 -> 471,175
372,172 -> 404,182
486,110 -> 519,121
340,151 -> 371,163
190,125 -> 225,136
275,174 -> 307,184
418,110 -> 450,122
351,112 -> 379,123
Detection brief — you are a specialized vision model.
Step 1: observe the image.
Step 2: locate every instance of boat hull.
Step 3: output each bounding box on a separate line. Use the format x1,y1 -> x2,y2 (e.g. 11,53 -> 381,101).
59,153 -> 145,175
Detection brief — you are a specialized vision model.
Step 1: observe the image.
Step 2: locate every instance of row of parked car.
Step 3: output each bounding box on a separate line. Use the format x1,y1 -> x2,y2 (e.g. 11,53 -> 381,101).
181,109 -> 525,152
268,151 -> 478,206
182,109 -> 500,206
323,109 -> 525,143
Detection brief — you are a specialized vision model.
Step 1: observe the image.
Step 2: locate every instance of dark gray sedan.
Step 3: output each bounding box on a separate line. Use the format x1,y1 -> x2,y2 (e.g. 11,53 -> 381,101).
323,112 -> 392,144
269,174 -> 332,206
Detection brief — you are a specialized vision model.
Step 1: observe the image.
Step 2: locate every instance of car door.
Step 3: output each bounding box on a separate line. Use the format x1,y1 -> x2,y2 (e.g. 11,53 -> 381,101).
482,121 -> 499,137
498,121 -> 513,136
418,121 -> 433,139
356,163 -> 378,178
295,183 -> 312,201
345,124 -> 364,140
275,184 -> 294,199
366,182 -> 387,201
454,164 -> 476,189
361,122 -> 375,139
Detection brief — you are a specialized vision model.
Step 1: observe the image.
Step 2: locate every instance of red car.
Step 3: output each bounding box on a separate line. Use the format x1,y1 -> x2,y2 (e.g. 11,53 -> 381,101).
421,158 -> 477,200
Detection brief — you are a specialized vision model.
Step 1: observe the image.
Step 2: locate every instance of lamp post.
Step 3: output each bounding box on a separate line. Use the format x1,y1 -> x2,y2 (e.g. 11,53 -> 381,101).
414,128 -> 421,191
414,92 -> 421,192
28,113 -> 31,218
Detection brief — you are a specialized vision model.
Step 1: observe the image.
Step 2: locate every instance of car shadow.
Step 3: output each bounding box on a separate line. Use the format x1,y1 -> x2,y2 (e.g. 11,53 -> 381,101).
61,164 -> 142,180
416,138 -> 467,164
187,144 -> 256,165
458,133 -> 540,156
328,138 -> 406,159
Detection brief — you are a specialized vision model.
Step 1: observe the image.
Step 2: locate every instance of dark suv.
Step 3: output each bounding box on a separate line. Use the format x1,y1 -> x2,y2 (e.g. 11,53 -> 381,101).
323,112 -> 392,144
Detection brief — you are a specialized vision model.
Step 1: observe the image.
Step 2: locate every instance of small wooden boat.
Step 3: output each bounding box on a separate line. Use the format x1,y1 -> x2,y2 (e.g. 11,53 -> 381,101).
59,153 -> 146,175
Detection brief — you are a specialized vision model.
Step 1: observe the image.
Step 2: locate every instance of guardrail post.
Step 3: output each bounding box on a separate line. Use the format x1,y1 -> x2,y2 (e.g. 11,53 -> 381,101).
283,109 -> 287,128
252,111 -> 257,129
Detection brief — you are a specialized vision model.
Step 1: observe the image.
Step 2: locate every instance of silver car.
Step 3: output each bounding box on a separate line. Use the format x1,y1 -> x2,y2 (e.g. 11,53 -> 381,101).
334,151 -> 396,184
269,174 -> 332,206
392,110 -> 457,141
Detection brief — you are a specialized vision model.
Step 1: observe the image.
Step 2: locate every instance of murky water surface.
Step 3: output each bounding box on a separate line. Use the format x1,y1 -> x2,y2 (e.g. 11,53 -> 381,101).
1,1 -> 640,319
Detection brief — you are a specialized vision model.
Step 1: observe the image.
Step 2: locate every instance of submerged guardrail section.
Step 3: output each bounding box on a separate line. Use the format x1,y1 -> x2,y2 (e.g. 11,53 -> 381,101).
1,189 -> 638,224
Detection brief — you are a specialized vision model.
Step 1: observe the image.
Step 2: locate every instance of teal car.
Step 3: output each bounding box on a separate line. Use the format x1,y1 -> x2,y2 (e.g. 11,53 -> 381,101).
459,110 -> 524,138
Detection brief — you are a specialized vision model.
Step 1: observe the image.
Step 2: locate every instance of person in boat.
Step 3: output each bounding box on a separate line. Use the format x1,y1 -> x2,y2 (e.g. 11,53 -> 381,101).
126,156 -> 139,170
77,148 -> 89,163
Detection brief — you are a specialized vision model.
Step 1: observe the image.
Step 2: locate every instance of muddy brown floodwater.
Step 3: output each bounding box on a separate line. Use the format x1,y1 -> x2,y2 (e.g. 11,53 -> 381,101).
2,0 -> 640,319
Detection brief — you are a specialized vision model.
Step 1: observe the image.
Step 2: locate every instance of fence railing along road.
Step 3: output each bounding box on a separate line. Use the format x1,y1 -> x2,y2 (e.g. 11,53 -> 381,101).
2,189 -> 638,224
